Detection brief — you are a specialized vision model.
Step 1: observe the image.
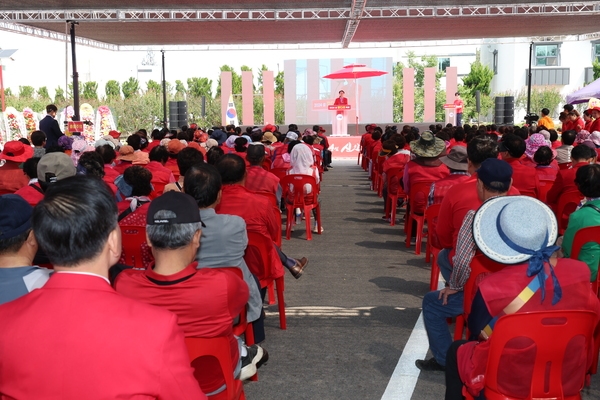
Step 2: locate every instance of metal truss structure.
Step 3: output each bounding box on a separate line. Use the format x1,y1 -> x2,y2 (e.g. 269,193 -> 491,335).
1,3 -> 599,24
0,21 -> 117,50
0,3 -> 599,50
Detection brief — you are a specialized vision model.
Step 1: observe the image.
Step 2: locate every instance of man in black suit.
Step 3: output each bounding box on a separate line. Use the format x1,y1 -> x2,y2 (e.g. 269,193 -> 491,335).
39,104 -> 63,149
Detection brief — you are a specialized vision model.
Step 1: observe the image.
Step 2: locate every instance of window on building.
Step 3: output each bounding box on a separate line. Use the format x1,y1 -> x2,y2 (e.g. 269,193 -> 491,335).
593,43 -> 600,63
493,50 -> 498,75
534,44 -> 560,66
438,58 -> 450,72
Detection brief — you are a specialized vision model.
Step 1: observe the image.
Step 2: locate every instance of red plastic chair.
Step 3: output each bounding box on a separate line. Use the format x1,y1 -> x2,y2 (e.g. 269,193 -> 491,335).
558,162 -> 572,170
569,225 -> 600,375
555,190 -> 584,235
185,337 -> 246,400
371,155 -> 386,195
384,167 -> 407,226
424,204 -> 442,290
537,178 -> 555,203
280,174 -> 321,241
454,254 -> 505,340
405,181 -> 434,255
270,167 -> 290,182
570,225 -> 600,296
244,231 -> 286,330
119,225 -> 154,270
465,310 -> 596,400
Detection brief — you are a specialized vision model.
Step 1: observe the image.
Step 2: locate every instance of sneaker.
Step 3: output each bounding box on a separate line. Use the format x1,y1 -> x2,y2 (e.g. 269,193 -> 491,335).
415,358 -> 445,372
240,345 -> 268,380
312,226 -> 324,233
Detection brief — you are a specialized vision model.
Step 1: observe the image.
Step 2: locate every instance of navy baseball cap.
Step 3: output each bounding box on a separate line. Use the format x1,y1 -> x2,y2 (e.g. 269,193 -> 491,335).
476,158 -> 513,192
0,195 -> 33,240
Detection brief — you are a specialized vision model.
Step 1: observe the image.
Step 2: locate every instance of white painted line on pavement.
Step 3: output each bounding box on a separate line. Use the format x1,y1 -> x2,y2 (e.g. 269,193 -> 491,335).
380,312 -> 428,400
381,275 -> 444,400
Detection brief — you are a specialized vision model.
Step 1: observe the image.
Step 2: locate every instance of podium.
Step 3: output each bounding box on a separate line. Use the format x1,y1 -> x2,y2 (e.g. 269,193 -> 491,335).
443,104 -> 456,126
328,104 -> 351,137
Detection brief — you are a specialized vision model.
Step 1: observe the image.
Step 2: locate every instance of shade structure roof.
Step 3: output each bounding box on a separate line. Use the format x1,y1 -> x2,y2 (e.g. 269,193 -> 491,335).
1,1 -> 600,49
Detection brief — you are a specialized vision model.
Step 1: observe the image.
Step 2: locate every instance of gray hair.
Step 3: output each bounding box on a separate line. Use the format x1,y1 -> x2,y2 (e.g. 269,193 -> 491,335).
146,210 -> 202,249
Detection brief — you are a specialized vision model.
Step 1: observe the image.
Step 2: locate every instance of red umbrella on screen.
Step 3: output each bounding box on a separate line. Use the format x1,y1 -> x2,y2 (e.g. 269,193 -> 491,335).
323,64 -> 388,134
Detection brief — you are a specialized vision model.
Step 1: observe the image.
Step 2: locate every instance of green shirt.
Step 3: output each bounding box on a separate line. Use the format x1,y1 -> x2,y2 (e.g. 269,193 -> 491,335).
562,199 -> 600,281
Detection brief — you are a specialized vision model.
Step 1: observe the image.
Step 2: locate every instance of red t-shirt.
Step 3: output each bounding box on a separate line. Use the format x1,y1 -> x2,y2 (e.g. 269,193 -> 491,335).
245,166 -> 280,196
504,158 -> 540,198
546,161 -> 588,207
404,161 -> 450,214
14,182 -> 44,207
144,161 -> 175,198
115,264 -> 248,394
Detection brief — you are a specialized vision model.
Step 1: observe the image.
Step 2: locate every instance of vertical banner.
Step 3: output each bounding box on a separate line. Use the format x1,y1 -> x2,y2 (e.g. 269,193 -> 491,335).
262,70 -> 275,124
225,94 -> 239,126
220,71 -> 232,126
241,71 -> 254,126
424,67 -> 436,123
403,68 -> 415,123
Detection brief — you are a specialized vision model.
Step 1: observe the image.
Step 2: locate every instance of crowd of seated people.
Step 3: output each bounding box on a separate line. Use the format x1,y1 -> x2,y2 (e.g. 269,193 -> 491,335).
359,110 -> 600,398
0,105 -> 329,397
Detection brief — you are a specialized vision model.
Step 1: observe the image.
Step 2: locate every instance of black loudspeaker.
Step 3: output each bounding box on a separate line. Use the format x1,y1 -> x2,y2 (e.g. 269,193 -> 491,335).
494,96 -> 505,125
169,101 -> 179,130
169,101 -> 188,129
503,96 -> 515,125
177,101 -> 188,127
475,90 -> 481,113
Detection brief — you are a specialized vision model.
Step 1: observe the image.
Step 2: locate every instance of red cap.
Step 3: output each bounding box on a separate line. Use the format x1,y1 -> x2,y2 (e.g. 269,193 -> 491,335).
108,130 -> 121,139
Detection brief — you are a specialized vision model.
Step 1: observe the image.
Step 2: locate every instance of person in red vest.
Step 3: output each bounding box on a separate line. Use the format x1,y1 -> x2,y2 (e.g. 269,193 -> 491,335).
417,158 -> 513,372
453,92 -> 464,127
427,146 -> 470,207
546,145 -> 596,210
215,154 -> 307,279
587,106 -> 600,133
403,131 -> 450,215
498,134 -> 540,198
245,144 -> 281,204
444,196 -> 600,399
14,157 -> 44,207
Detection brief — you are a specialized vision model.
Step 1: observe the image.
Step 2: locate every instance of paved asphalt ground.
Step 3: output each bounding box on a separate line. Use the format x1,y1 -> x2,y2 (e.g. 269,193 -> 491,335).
243,160 -> 600,400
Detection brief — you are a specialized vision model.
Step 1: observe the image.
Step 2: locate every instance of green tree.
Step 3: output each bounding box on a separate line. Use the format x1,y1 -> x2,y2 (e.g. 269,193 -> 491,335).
257,64 -> 269,90
146,79 -> 162,94
516,87 -> 564,118
593,60 -> 600,81
174,80 -> 186,100
187,77 -> 212,98
4,88 -> 12,97
82,81 -> 98,100
460,59 -> 495,122
122,77 -> 140,99
105,80 -> 121,98
54,87 -> 65,103
18,86 -> 35,98
393,61 -> 404,122
462,60 -> 494,96
275,71 -> 284,96
37,86 -> 50,100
